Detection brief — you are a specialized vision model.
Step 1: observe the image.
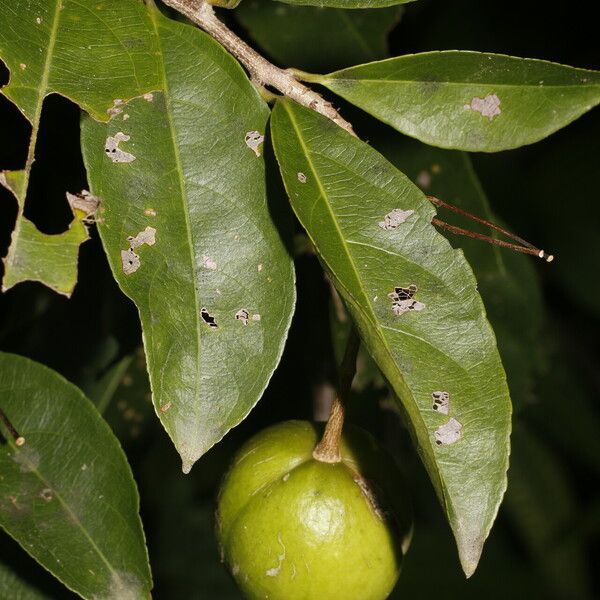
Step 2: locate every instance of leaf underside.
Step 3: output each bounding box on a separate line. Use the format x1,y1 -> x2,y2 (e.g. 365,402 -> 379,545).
0,353 -> 152,600
81,7 -> 295,472
271,99 -> 511,576
312,51 -> 600,151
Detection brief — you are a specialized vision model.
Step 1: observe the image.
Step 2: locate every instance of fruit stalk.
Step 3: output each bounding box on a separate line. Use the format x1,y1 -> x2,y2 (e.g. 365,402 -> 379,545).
313,325 -> 360,463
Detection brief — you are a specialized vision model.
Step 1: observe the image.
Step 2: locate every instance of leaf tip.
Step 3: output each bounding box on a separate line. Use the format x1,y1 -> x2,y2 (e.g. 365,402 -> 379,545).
181,459 -> 194,475
456,531 -> 484,579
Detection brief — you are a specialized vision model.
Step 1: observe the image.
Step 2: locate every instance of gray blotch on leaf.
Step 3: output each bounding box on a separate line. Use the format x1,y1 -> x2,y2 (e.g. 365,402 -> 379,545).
127,226 -> 156,250
121,249 -> 141,275
104,132 -> 136,163
388,284 -> 425,316
245,131 -> 264,157
432,391 -> 450,415
434,417 -> 463,445
235,309 -> 250,325
378,208 -> 415,230
107,99 -> 125,119
464,94 -> 501,120
201,255 -> 217,270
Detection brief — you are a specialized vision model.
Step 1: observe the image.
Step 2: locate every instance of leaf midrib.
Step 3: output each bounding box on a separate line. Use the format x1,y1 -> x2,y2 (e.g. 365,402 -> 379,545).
4,0 -> 62,275
149,9 -> 202,418
325,76 -> 600,91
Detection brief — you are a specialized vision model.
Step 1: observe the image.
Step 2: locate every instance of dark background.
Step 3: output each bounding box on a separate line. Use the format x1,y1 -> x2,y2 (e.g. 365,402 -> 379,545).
1,1 -> 599,598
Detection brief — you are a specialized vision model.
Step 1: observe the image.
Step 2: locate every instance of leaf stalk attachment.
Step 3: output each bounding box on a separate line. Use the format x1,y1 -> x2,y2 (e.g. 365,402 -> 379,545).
313,326 -> 360,463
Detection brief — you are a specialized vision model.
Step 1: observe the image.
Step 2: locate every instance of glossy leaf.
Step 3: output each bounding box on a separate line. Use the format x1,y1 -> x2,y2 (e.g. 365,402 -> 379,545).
81,7 -> 295,473
0,0 -> 160,294
271,99 -> 511,576
376,137 -> 544,410
0,352 -> 152,599
308,51 -> 600,151
274,0 -> 412,7
236,1 -> 403,72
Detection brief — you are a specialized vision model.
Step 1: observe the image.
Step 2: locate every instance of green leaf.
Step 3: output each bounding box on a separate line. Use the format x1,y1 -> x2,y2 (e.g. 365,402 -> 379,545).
236,1 -> 403,72
1,184 -> 95,296
375,137 -> 544,410
307,51 -> 600,151
273,0 -> 412,7
0,352 -> 152,600
0,0 -> 161,294
81,7 -> 295,473
270,99 -> 511,577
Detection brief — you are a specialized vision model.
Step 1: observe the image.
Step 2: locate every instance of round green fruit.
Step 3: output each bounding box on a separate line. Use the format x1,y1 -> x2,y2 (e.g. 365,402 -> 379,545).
216,420 -> 412,600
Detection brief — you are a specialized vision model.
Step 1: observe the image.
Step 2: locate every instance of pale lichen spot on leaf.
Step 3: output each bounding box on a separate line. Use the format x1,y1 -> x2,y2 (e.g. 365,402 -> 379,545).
235,309 -> 250,326
252,313 -> 261,322
105,132 -> 136,163
201,255 -> 217,270
245,131 -> 264,157
40,488 -> 53,502
107,99 -> 125,119
378,208 -> 415,230
143,92 -> 154,102
432,391 -> 450,415
160,402 -> 172,413
121,249 -> 140,275
19,63 -> 26,71
144,208 -> 157,217
388,284 -> 425,316
257,263 -> 263,272
434,418 -> 463,446
123,113 -> 130,121
128,226 -> 156,250
464,94 -> 501,120
297,172 -> 307,183
35,16 -> 41,24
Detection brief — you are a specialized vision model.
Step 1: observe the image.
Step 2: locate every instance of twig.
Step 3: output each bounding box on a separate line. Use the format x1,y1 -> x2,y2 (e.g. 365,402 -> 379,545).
160,0 -> 355,136
313,326 -> 360,463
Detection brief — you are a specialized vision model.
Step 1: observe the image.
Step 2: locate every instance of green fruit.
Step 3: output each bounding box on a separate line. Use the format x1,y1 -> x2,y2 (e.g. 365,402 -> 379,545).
217,420 -> 412,600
